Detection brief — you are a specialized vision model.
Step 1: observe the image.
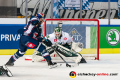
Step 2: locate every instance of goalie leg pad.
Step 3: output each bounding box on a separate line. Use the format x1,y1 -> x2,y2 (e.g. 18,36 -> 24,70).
55,44 -> 83,64
32,50 -> 45,62
55,44 -> 78,57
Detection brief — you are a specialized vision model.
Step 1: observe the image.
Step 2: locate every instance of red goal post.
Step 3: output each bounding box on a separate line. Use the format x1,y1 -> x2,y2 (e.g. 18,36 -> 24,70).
44,19 -> 99,60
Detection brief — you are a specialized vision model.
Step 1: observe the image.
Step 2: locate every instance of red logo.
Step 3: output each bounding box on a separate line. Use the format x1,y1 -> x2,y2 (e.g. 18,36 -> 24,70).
54,39 -> 57,42
33,32 -> 38,37
64,37 -> 67,40
26,42 -> 35,48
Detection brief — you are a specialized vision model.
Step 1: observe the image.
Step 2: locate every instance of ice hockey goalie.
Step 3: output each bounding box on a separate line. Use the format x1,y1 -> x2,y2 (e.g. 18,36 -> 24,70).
32,26 -> 86,64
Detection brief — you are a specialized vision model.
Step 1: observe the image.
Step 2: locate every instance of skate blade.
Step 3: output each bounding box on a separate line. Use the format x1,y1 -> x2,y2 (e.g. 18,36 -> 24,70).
49,64 -> 58,69
48,64 -> 62,69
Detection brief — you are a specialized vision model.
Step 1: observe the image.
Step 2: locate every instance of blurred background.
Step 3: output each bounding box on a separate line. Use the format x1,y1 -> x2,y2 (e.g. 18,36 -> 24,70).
0,0 -> 119,19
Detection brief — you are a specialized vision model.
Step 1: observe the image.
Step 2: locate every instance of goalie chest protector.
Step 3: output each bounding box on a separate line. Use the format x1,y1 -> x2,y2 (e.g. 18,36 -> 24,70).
47,32 -> 73,45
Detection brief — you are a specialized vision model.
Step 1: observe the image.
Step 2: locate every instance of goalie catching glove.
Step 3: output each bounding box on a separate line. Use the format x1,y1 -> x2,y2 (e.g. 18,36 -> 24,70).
71,42 -> 83,52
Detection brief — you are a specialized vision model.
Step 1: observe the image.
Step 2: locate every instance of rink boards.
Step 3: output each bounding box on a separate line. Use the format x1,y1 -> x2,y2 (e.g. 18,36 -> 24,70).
0,48 -> 120,55
0,24 -> 120,55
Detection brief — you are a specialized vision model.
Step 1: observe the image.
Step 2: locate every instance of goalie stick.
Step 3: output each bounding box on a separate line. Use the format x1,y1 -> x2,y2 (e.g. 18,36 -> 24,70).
42,35 -> 74,67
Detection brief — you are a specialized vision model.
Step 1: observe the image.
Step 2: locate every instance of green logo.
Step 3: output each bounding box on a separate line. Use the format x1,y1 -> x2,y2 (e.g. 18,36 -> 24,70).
106,29 -> 120,46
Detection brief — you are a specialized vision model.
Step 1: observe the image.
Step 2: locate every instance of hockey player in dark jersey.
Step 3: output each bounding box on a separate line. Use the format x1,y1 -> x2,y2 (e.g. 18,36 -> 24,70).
5,13 -> 57,68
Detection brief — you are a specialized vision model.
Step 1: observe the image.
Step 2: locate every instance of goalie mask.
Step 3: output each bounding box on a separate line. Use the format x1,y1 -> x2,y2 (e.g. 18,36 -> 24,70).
54,27 -> 62,39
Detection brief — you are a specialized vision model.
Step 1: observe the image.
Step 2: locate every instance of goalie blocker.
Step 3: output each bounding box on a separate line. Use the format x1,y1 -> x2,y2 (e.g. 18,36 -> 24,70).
32,42 -> 86,64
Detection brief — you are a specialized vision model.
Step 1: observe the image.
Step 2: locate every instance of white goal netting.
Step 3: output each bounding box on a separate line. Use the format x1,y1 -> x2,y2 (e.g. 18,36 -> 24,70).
42,19 -> 99,60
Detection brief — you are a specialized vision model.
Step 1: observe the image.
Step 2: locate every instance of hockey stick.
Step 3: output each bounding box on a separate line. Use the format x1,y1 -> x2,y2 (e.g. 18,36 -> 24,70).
42,35 -> 73,67
51,46 -> 74,67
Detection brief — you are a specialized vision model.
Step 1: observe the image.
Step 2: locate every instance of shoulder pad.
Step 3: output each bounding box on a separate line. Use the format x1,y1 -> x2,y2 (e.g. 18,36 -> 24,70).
30,17 -> 39,25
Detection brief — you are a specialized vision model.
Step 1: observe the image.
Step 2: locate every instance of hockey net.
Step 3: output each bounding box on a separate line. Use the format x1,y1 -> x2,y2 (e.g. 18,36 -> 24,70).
43,19 -> 99,60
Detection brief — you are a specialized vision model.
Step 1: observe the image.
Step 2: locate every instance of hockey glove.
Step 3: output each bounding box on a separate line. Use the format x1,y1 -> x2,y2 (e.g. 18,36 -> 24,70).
78,42 -> 83,48
35,28 -> 42,38
43,39 -> 52,47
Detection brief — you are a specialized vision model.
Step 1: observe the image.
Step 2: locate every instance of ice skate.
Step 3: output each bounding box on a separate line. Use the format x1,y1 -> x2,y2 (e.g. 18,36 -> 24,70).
6,59 -> 14,66
46,59 -> 57,69
0,65 -> 13,77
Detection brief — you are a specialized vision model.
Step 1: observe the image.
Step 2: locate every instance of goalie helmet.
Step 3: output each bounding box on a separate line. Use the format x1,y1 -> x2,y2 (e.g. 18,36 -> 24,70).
54,27 -> 62,39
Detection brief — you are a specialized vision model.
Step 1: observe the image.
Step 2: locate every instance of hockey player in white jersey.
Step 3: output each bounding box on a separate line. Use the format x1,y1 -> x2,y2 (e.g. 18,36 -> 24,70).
32,22 -> 86,65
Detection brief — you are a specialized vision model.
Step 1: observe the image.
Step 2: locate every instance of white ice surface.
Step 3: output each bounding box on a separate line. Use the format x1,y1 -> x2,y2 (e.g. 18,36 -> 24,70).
0,54 -> 120,80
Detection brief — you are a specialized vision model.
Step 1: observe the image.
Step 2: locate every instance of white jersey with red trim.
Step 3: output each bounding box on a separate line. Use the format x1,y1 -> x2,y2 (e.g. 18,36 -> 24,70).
46,31 -> 73,45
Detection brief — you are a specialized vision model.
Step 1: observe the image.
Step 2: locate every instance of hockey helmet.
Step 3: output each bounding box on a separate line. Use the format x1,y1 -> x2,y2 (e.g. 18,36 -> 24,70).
54,27 -> 62,39
36,13 -> 44,19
